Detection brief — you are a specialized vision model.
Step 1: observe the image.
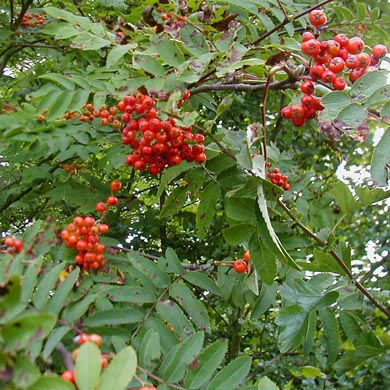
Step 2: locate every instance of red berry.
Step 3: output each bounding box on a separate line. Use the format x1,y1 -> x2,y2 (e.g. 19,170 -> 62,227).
280,106 -> 292,119
292,117 -> 306,127
357,52 -> 371,68
300,80 -> 315,95
88,333 -> 102,346
308,9 -> 327,27
301,31 -> 315,42
301,39 -> 321,56
328,57 -> 345,73
334,33 -> 349,48
346,37 -> 365,54
321,69 -> 336,84
309,63 -> 326,80
107,196 -> 118,206
98,224 -> 109,234
345,55 -> 358,69
372,44 -> 387,58
96,202 -> 107,213
325,40 -> 340,56
61,370 -> 75,384
243,250 -> 251,263
332,76 -> 347,90
233,259 -> 248,273
290,104 -> 305,119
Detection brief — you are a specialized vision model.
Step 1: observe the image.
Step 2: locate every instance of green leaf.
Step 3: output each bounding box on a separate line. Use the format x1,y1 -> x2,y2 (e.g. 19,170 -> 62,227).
222,223 -> 255,246
165,247 -> 183,274
300,366 -> 325,379
330,180 -> 358,214
350,71 -> 388,101
45,268 -> 80,314
139,329 -> 160,369
207,355 -> 252,390
144,318 -> 180,354
106,285 -> 156,303
336,103 -> 367,127
29,376 -> 75,390
160,331 -> 204,383
249,235 -> 277,285
1,313 -> 57,352
99,346 -> 137,390
151,36 -> 185,67
128,252 -> 171,288
257,376 -> 280,390
0,275 -> 22,323
43,326 -> 71,361
196,182 -> 221,239
275,305 -> 307,353
156,299 -> 195,339
355,186 -> 390,206
75,342 -> 101,390
68,89 -> 91,112
133,54 -> 165,77
106,44 -> 137,67
334,345 -> 384,373
33,263 -> 66,310
183,272 -> 221,296
365,85 -> 390,108
83,308 -> 144,326
184,339 -> 228,389
39,73 -> 76,90
170,283 -> 211,333
62,293 -> 98,322
252,282 -> 278,319
225,196 -> 257,224
320,91 -> 351,120
178,24 -> 209,57
12,355 -> 40,388
370,128 -> 390,187
318,308 -> 340,363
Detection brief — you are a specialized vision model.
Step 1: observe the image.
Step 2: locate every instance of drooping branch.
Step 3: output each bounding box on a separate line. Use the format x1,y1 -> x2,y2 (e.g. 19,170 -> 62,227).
277,199 -> 390,319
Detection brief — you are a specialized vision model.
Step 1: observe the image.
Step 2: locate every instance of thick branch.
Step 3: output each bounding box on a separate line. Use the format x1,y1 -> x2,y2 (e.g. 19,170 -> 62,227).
190,78 -> 299,95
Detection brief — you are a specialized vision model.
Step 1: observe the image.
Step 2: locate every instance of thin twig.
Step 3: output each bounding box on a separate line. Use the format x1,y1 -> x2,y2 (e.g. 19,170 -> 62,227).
277,199 -> 390,318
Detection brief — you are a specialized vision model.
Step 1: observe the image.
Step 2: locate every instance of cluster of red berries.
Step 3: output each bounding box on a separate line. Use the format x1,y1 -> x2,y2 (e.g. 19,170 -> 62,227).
232,250 -> 251,273
18,12 -> 45,27
1,236 -> 24,254
59,163 -> 86,175
61,333 -> 108,386
64,103 -> 122,128
60,216 -> 108,271
95,181 -> 121,213
119,93 -> 206,175
267,167 -> 290,191
281,8 -> 388,127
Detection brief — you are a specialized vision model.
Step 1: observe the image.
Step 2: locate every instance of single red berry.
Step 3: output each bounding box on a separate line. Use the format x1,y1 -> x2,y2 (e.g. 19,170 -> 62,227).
328,57 -> 345,73
233,259 -> 248,273
290,104 -> 306,119
96,202 -> 107,213
107,196 -> 118,206
61,370 -> 75,384
321,69 -> 336,84
301,31 -> 315,42
308,9 -> 327,27
88,333 -> 103,346
334,33 -> 349,48
292,117 -> 306,127
333,76 -> 347,90
346,37 -> 365,54
301,39 -> 321,56
98,224 -> 109,234
357,52 -> 371,68
280,106 -> 292,119
110,181 -> 122,192
300,80 -> 315,95
345,55 -> 358,69
309,63 -> 326,80
325,40 -> 340,56
372,44 -> 387,58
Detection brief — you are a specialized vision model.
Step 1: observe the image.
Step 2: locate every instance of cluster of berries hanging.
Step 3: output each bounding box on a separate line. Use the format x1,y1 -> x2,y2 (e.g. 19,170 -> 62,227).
267,167 -> 290,191
118,93 -> 206,175
61,332 -> 108,386
232,250 -> 251,273
281,9 -> 388,127
60,181 -> 122,270
1,236 -> 24,254
18,12 -> 45,27
60,216 -> 108,271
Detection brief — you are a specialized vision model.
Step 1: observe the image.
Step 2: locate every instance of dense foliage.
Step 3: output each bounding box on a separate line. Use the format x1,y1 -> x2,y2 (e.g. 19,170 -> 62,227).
1,0 -> 390,389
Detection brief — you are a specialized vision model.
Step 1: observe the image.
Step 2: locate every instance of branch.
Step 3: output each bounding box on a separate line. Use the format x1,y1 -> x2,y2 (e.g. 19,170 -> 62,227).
190,78 -> 299,95
277,199 -> 390,318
